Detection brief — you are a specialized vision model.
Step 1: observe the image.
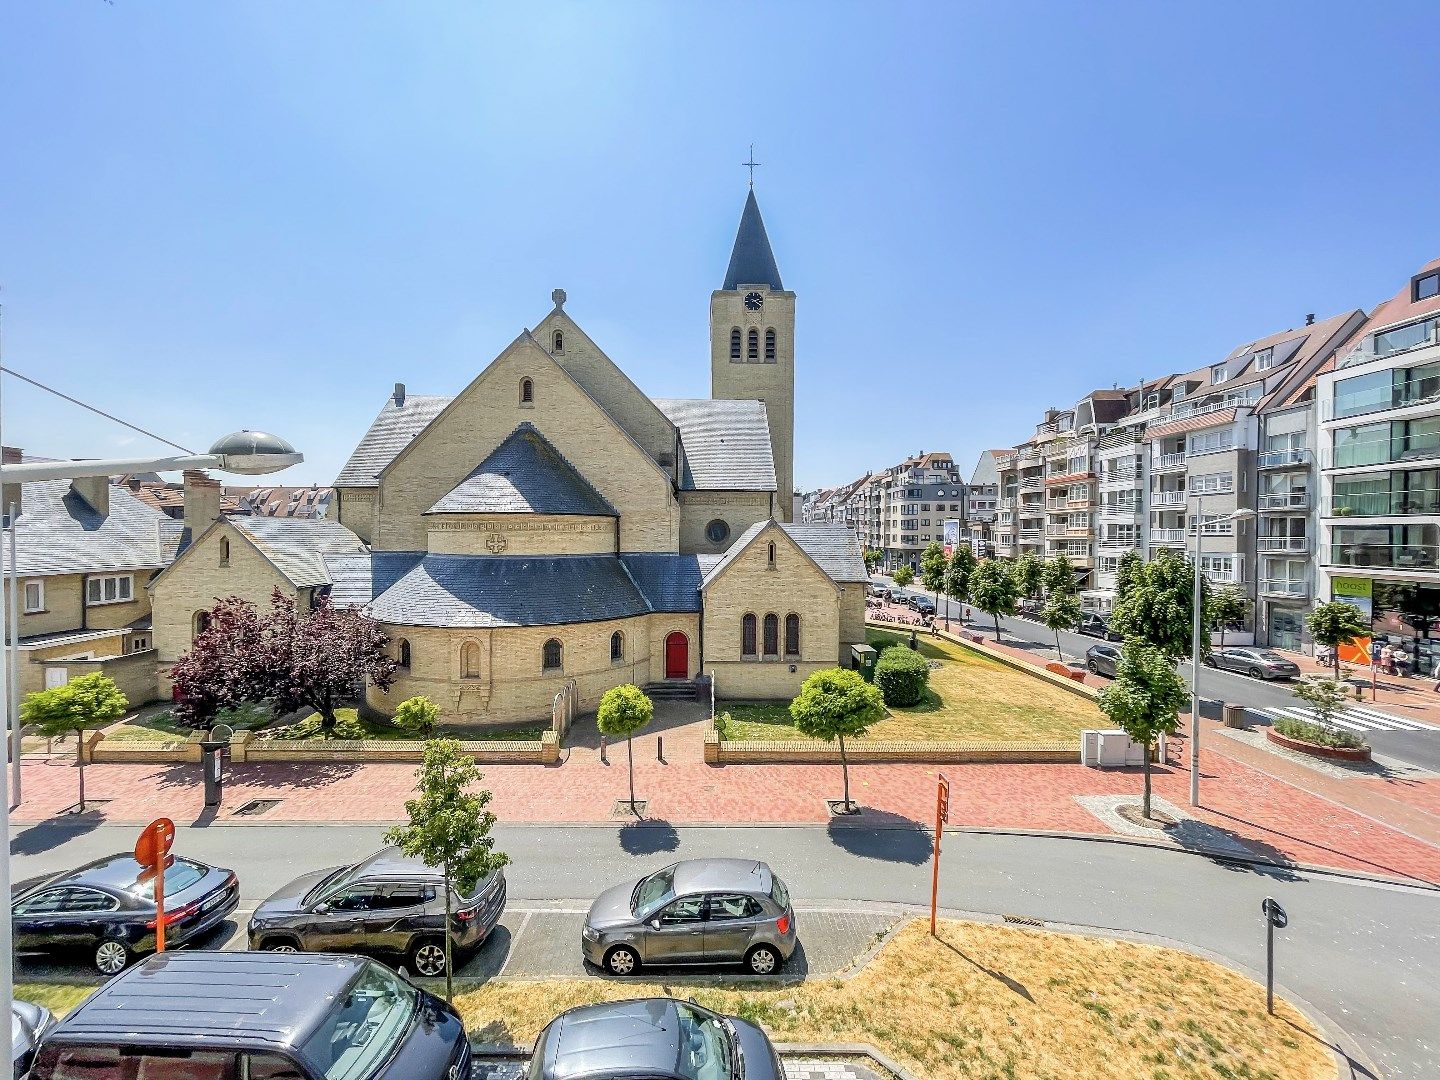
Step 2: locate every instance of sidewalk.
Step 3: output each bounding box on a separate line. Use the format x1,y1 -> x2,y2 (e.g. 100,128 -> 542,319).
1272,645 -> 1440,723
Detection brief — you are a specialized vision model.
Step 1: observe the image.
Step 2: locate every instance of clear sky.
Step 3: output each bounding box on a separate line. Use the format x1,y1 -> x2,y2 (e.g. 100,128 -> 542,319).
4,2 -> 1440,492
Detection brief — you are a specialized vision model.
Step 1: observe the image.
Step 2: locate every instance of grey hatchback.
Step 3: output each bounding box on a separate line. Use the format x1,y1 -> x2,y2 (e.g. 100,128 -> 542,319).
581,859 -> 796,976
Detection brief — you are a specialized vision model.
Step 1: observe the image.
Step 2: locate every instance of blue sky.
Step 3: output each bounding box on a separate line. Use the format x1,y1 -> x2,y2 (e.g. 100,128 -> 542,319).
4,2 -> 1440,491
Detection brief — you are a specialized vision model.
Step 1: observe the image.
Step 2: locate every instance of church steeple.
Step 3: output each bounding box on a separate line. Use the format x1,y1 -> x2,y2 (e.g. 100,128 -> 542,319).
723,189 -> 783,290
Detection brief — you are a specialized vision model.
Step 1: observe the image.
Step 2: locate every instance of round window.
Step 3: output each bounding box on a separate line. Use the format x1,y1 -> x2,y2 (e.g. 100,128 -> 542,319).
705,518 -> 730,544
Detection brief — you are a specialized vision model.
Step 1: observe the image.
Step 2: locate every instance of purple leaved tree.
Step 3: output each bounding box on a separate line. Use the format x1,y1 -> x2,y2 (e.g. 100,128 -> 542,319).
169,596 -> 270,729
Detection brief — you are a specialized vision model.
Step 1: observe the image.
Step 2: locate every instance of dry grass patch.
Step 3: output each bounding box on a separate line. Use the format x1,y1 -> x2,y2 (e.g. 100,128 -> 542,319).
455,919 -> 1335,1080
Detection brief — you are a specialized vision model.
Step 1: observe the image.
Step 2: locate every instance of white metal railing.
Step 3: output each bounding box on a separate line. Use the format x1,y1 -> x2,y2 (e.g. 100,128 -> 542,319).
1099,504 -> 1139,519
1098,536 -> 1139,549
1258,536 -> 1310,553
1257,448 -> 1311,468
1154,453 -> 1186,471
1019,477 -> 1042,491
1259,491 -> 1309,510
1151,529 -> 1187,543
1201,568 -> 1241,584
1260,579 -> 1308,596
1170,399 -> 1232,420
1150,490 -> 1186,506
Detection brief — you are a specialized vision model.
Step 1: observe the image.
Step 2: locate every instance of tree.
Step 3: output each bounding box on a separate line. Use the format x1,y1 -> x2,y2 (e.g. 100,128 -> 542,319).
919,541 -> 948,619
263,590 -> 398,734
1207,587 -> 1250,649
1097,643 -> 1188,819
1115,549 -> 1145,605
596,684 -> 653,817
1042,553 -> 1077,597
392,695 -> 440,739
892,565 -> 915,588
168,596 -> 270,728
970,558 -> 1020,642
1291,673 -> 1353,729
1039,590 -> 1082,659
1109,549 -> 1208,660
21,673 -> 128,813
1305,601 -> 1370,679
385,739 -> 507,999
789,667 -> 885,813
1012,552 -> 1044,599
862,547 -> 883,573
943,544 -> 977,630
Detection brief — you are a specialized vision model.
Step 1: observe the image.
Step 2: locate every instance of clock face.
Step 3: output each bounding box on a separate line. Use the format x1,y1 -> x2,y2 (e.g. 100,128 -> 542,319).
744,292 -> 763,311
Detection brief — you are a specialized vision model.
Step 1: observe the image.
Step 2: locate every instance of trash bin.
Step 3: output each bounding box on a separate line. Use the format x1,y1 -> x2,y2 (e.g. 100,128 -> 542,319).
1222,703 -> 1247,729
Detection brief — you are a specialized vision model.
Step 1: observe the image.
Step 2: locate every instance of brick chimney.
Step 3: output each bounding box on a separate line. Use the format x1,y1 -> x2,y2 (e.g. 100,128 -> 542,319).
183,470 -> 223,539
1,446 -> 21,522
71,474 -> 110,517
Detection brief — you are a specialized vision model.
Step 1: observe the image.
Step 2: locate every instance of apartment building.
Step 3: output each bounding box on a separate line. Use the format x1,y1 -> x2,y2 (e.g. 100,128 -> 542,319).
871,452 -> 967,572
967,450 -> 1003,556
1317,259 -> 1440,670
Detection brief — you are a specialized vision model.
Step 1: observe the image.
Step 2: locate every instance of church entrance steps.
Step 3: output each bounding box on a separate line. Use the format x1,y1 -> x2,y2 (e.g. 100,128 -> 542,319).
643,680 -> 703,702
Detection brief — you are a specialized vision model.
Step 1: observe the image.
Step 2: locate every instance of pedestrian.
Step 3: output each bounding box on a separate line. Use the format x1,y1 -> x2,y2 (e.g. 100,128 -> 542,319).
1432,657 -> 1440,693
1381,643 -> 1396,675
1397,647 -> 1412,678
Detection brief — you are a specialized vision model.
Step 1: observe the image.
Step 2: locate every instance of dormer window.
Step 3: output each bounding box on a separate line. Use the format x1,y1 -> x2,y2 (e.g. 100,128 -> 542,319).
1253,347 -> 1275,372
1414,270 -> 1440,302
1210,365 -> 1229,384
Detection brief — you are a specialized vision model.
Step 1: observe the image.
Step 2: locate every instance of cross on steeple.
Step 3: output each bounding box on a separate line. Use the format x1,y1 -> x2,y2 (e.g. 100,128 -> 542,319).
743,143 -> 761,189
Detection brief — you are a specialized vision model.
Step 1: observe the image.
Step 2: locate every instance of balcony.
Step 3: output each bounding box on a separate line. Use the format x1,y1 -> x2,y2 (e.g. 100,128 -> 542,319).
1257,536 -> 1311,553
1098,470 -> 1139,488
1323,438 -> 1440,471
1098,536 -> 1139,550
1150,529 -> 1187,545
1258,491 -> 1309,511
1191,522 -> 1234,536
1150,490 -> 1186,507
998,497 -> 1016,510
1019,527 -> 1043,539
1170,398 -> 1234,421
1045,525 -> 1069,538
1019,478 -> 1043,491
1325,544 -> 1439,571
1153,453 -> 1186,473
1098,429 -> 1144,451
1099,504 -> 1139,520
1328,492 -> 1440,517
1017,452 -> 1043,469
1260,579 -> 1309,597
1334,317 -> 1440,370
1257,448 -> 1311,469
1201,568 -> 1242,584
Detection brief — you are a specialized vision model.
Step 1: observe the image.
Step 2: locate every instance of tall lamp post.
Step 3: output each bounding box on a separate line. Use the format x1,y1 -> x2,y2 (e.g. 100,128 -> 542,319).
1188,495 -> 1255,807
0,430 -> 302,1080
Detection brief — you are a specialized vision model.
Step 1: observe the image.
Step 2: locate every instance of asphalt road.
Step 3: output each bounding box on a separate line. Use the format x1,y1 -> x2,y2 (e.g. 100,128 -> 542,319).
877,576 -> 1440,772
10,822 -> 1439,1078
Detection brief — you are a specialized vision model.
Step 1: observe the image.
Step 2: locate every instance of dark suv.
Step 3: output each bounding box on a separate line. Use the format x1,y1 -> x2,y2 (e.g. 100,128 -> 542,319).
247,846 -> 506,976
28,951 -> 469,1080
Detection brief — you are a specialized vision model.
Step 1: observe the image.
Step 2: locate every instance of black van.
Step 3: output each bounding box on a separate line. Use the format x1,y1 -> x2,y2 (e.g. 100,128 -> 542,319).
28,951 -> 469,1080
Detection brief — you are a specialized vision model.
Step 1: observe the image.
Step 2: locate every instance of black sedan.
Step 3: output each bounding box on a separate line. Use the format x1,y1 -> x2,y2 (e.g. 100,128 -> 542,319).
12,853 -> 238,975
1077,612 -> 1123,641
1204,647 -> 1302,680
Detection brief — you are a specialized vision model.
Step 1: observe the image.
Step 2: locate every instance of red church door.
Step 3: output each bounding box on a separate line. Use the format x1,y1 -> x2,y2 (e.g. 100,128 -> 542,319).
664,633 -> 689,679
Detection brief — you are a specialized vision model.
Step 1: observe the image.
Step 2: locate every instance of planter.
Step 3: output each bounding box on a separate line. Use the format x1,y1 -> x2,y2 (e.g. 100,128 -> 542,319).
1266,727 -> 1371,762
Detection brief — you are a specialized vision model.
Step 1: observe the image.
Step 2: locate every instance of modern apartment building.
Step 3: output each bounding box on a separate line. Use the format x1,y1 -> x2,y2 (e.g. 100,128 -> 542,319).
1317,259 -> 1440,670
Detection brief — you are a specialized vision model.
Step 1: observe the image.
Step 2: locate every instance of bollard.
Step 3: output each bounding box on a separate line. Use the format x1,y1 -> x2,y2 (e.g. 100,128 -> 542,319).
599,735 -> 608,765
657,735 -> 665,763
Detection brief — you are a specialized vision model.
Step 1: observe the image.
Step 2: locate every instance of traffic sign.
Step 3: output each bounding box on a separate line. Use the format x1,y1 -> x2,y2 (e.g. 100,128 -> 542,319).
1261,897 -> 1287,928
135,818 -> 176,953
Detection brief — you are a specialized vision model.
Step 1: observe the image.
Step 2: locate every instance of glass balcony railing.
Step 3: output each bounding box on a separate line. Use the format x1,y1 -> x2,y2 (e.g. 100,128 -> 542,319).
1336,318 -> 1440,370
1257,448 -> 1311,469
1325,544 -> 1440,570
1260,579 -> 1308,596
1257,536 -> 1310,553
1324,438 -> 1440,470
1328,491 -> 1440,517
1258,491 -> 1309,510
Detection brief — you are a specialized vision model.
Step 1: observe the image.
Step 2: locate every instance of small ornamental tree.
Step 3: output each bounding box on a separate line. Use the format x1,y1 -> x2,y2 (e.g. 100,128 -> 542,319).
891,565 -> 915,588
919,541 -> 948,617
263,590 -> 398,734
1097,643 -> 1188,819
21,673 -> 128,813
385,739 -> 508,999
1290,674 -> 1354,732
874,645 -> 930,706
1306,601 -> 1370,679
1039,590 -> 1083,659
168,596 -> 270,728
1012,552 -> 1044,600
1042,553 -> 1077,597
1115,549 -> 1145,605
789,667 -> 885,813
596,684 -> 653,817
970,558 -> 1020,642
392,695 -> 440,739
1109,549 -> 1207,660
943,544 -> 977,630
1207,586 -> 1251,649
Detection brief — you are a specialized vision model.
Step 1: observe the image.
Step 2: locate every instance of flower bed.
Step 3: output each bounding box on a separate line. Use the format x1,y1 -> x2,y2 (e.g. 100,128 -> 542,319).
1266,727 -> 1372,762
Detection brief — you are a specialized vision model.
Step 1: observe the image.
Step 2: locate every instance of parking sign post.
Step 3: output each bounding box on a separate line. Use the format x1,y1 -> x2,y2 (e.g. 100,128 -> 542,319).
1261,897 -> 1288,1015
930,773 -> 950,936
135,818 -> 176,953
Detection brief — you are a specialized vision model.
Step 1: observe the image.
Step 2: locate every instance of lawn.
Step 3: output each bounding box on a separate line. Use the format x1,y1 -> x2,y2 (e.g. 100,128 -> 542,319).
452,919 -> 1334,1080
103,703 -> 272,743
719,630 -> 1101,744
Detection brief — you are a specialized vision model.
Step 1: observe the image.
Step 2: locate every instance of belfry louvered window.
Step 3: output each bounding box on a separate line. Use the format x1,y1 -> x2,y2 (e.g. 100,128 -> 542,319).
764,328 -> 776,362
747,328 -> 759,361
730,327 -> 742,360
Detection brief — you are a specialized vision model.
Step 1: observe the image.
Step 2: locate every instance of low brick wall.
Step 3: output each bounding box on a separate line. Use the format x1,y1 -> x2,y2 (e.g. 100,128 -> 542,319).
84,729 -> 559,765
1266,728 -> 1371,762
88,730 -> 202,764
704,730 -> 1074,765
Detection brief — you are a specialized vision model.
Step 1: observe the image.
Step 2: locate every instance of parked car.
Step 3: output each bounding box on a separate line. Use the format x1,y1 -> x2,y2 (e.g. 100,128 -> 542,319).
1018,598 -> 1043,619
908,596 -> 936,615
1077,612 -> 1123,640
527,998 -> 783,1080
12,853 -> 238,975
582,858 -> 797,976
27,951 -> 469,1080
1085,643 -> 1122,678
247,846 -> 506,976
1204,647 -> 1302,680
13,1000 -> 55,1077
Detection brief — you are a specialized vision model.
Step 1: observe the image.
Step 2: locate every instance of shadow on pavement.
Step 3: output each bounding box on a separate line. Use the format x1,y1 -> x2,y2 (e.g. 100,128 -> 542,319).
1200,808 -> 1435,886
826,809 -> 932,865
11,815 -> 104,854
618,817 -> 681,856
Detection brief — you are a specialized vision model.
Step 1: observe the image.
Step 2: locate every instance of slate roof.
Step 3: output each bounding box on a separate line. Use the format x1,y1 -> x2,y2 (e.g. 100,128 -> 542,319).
654,398 -> 777,491
618,553 -> 721,612
426,424 -> 617,516
723,190 -> 784,290
321,551 -> 424,608
367,555 -> 651,628
3,479 -> 174,577
334,395 -> 451,487
229,517 -> 368,589
780,524 -> 869,582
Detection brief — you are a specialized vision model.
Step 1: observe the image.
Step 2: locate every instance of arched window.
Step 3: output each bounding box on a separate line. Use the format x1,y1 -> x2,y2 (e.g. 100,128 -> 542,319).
747,328 -> 759,361
542,638 -> 563,672
397,639 -> 411,669
764,327 -> 776,362
741,613 -> 757,657
192,611 -> 211,640
219,537 -> 230,567
767,542 -> 776,568
552,329 -> 564,352
730,327 -> 742,361
461,641 -> 481,678
611,631 -> 624,663
763,613 -> 779,657
784,614 -> 800,657
520,378 -> 534,404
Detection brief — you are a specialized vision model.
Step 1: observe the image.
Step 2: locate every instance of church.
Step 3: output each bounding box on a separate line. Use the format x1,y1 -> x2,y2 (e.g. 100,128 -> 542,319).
152,190 -> 867,727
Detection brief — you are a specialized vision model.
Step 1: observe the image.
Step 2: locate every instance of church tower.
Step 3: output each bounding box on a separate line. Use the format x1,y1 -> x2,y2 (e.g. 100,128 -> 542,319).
711,189 -> 796,521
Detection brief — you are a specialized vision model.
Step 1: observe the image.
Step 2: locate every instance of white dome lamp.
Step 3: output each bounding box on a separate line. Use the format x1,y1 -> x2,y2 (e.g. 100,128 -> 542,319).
207,430 -> 304,475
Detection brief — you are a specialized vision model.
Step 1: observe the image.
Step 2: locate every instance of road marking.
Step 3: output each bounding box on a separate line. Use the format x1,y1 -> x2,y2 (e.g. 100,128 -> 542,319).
496,911 -> 532,977
1262,705 -> 1438,734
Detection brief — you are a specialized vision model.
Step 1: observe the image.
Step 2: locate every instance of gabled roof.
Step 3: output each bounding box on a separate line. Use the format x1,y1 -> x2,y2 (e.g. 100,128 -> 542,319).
229,517 -> 368,589
426,423 -> 617,516
723,190 -> 783,290
334,395 -> 451,487
654,398 -> 777,491
3,479 -> 176,577
700,520 -> 841,594
779,524 -> 868,582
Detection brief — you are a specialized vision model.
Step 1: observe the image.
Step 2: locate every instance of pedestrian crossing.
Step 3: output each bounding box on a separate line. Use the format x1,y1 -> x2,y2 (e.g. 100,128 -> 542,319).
1260,705 -> 1438,734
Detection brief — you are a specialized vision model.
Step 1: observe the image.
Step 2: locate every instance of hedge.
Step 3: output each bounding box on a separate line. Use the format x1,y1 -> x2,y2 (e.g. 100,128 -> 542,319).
874,645 -> 930,707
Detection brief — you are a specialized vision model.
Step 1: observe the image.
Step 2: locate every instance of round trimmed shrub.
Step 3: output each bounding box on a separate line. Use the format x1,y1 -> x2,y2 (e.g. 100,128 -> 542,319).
874,645 -> 930,707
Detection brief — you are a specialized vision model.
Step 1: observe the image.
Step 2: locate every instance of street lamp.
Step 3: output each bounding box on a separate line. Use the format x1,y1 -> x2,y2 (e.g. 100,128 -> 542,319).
1188,496 -> 1255,806
0,431 -> 302,1080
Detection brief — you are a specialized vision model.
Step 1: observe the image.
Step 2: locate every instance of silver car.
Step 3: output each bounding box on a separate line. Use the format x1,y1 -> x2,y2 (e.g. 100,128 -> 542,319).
581,859 -> 797,977
1205,647 -> 1301,680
